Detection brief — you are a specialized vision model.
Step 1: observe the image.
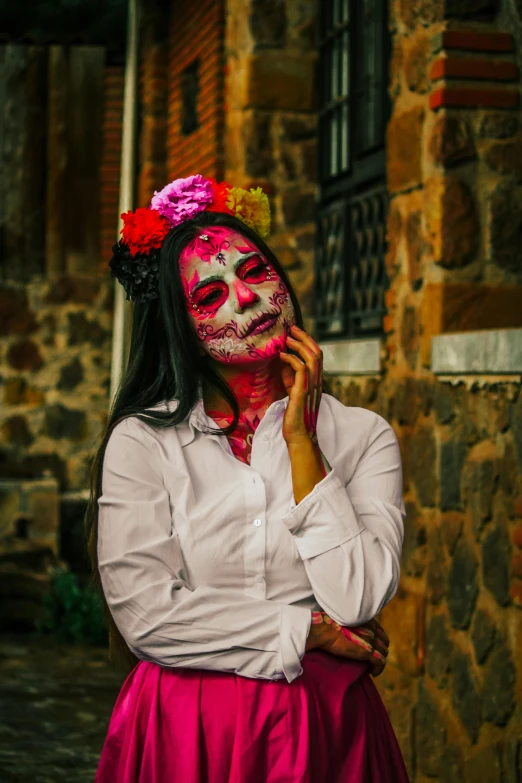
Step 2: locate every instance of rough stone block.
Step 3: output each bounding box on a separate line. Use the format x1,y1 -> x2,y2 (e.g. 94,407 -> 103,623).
447,537 -> 479,628
67,312 -> 110,347
0,478 -> 59,552
484,139 -> 522,178
426,613 -> 453,685
465,744 -> 504,783
424,175 -> 479,269
379,586 -> 423,676
7,339 -> 44,372
57,357 -> 84,391
471,609 -> 496,664
510,398 -> 522,474
482,524 -> 511,606
249,0 -> 286,47
387,106 -> 425,193
0,285 -> 38,337
44,275 -> 101,305
405,210 -> 425,289
280,115 -> 316,142
243,53 -> 316,112
410,427 -> 437,507
489,183 -> 522,273
416,680 -> 446,777
450,648 -> 482,743
440,434 -> 467,511
464,459 -> 496,539
478,112 -> 518,139
402,500 -> 427,577
428,114 -> 476,168
427,525 -> 447,605
1,416 -> 33,447
441,511 -> 464,554
280,189 -> 316,227
243,111 -> 274,178
482,639 -> 516,725
404,35 -> 431,93
43,405 -> 87,441
505,738 -> 522,783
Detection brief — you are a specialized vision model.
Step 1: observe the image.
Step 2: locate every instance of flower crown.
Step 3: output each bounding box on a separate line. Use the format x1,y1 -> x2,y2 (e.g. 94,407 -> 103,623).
108,174 -> 271,303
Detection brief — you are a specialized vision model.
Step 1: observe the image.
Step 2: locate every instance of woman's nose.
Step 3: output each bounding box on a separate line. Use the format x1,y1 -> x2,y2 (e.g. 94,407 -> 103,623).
233,279 -> 260,312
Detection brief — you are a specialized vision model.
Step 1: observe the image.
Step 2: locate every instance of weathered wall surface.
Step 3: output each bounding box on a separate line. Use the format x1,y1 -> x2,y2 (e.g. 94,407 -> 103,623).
334,2 -> 522,780
0,57 -> 122,583
224,0 -> 319,319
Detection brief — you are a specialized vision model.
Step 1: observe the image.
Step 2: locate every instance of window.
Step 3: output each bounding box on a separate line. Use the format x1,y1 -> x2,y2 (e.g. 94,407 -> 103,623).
180,59 -> 199,136
316,0 -> 391,340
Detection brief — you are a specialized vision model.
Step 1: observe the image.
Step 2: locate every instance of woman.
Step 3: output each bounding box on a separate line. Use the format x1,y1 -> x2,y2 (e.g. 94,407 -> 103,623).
87,175 -> 409,782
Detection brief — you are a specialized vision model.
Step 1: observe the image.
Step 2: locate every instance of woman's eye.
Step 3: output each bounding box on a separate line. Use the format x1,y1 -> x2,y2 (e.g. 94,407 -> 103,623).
194,282 -> 228,309
244,264 -> 265,277
239,257 -> 271,281
199,290 -> 221,306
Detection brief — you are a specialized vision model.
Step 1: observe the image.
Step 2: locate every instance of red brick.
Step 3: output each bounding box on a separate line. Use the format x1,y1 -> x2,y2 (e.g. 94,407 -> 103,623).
430,87 -> 518,110
434,30 -> 514,53
430,57 -> 517,82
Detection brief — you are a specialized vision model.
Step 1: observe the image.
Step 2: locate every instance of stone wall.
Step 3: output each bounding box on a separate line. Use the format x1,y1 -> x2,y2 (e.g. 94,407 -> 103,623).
0,55 -> 124,577
0,278 -> 114,492
323,2 -> 522,780
224,0 -> 319,319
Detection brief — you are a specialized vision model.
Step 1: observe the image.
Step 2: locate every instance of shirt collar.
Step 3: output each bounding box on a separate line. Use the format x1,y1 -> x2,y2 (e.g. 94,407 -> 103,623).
146,386 -> 291,448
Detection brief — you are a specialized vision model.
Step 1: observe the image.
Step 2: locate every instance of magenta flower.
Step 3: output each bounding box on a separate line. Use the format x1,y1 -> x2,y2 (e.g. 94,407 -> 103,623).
150,175 -> 214,227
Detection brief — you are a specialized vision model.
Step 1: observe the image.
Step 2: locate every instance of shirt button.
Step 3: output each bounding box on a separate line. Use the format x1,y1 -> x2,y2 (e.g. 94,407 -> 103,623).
261,434 -> 269,442
253,518 -> 263,527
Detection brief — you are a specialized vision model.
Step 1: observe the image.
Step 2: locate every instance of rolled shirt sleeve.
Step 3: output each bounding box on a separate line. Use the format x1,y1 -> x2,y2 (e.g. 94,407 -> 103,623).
98,418 -> 311,683
281,413 -> 406,626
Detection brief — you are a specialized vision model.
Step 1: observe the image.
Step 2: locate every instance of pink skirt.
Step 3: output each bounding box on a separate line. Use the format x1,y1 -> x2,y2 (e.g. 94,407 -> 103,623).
95,650 -> 410,783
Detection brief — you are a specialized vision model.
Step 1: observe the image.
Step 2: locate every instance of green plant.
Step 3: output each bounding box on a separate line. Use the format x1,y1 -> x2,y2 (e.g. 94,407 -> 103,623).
36,567 -> 108,646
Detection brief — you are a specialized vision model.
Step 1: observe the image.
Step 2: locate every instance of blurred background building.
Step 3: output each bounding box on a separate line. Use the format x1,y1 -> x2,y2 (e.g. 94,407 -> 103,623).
0,0 -> 522,780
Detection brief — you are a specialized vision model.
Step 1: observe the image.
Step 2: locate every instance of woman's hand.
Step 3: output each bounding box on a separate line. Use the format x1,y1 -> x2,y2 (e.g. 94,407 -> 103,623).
280,325 -> 323,446
306,612 -> 390,678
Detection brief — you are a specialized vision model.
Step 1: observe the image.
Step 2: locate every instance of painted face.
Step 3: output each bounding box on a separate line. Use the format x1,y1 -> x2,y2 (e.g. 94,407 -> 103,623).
179,228 -> 296,364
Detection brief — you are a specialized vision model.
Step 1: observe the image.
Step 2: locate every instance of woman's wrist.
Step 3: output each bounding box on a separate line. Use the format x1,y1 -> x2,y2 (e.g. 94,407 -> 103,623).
287,436 -> 325,505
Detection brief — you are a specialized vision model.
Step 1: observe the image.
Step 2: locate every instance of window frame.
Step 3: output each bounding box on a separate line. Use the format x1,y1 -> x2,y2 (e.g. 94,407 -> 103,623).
315,0 -> 391,341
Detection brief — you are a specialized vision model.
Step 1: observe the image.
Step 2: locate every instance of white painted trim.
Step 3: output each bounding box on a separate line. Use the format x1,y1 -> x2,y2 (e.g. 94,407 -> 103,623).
431,329 -> 522,375
319,338 -> 381,375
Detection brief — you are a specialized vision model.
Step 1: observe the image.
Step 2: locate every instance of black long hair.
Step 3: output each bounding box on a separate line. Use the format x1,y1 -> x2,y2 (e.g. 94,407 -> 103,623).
85,211 -> 315,670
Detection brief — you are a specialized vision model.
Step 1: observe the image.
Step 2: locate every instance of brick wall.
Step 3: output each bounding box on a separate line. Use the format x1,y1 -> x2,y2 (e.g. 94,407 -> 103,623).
166,0 -> 226,181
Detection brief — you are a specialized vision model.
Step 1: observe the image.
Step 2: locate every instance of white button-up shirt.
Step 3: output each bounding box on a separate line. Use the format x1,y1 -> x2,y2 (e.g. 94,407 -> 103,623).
98,393 -> 406,684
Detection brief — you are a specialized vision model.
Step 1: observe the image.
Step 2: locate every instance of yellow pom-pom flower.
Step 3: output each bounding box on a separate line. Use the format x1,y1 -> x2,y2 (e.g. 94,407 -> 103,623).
226,186 -> 271,239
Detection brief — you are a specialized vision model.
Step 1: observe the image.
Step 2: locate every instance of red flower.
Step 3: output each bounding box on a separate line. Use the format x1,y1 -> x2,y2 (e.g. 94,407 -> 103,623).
120,207 -> 170,256
206,179 -> 234,215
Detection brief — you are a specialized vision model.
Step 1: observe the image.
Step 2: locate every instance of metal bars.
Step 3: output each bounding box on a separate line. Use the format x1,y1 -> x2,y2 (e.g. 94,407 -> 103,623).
316,0 -> 390,340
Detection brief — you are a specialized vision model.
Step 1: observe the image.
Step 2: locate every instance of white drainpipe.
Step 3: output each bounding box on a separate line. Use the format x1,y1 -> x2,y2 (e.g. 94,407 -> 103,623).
110,0 -> 140,406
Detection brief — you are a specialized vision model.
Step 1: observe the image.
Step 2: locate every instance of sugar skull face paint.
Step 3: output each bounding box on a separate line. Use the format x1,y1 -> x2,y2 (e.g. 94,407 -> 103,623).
179,228 -> 296,364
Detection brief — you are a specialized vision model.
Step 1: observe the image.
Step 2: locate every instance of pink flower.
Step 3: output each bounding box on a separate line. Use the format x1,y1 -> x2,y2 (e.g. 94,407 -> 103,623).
151,175 -> 214,227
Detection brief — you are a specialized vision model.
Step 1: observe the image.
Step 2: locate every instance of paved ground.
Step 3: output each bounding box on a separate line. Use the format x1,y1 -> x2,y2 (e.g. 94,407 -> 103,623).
0,632 -> 126,783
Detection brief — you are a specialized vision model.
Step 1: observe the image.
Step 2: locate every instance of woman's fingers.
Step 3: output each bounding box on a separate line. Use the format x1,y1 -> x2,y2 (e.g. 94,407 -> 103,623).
279,352 -> 308,394
373,620 -> 390,647
320,612 -> 389,666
